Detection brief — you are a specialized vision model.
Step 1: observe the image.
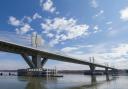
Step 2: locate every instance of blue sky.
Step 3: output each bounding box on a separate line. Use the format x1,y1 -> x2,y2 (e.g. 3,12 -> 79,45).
0,0 -> 128,70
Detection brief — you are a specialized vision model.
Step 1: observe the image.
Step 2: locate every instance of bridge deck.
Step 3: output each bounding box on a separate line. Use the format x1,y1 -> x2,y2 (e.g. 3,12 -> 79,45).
0,40 -> 115,69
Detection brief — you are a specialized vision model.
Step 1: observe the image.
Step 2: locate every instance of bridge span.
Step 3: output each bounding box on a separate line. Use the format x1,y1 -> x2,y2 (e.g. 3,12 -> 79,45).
0,40 -> 117,76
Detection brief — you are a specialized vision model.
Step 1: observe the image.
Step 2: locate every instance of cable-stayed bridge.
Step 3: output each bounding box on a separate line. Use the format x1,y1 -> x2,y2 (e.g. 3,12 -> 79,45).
0,31 -> 117,76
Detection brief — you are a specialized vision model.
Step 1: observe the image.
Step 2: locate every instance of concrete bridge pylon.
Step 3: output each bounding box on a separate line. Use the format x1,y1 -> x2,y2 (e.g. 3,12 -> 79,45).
21,53 -> 47,69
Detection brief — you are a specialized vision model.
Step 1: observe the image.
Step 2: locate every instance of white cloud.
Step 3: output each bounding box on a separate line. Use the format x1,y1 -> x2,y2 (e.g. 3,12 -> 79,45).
74,51 -> 84,55
120,7 -> 128,21
94,25 -> 98,30
107,29 -> 119,36
112,44 -> 128,55
40,0 -> 56,13
60,43 -> 128,69
8,16 -> 21,26
8,15 -> 41,37
46,33 -> 54,38
21,16 -> 32,23
41,17 -> 89,46
106,21 -> 112,25
76,45 -> 94,48
33,13 -> 42,20
61,44 -> 93,53
8,16 -> 34,27
16,24 -> 33,34
88,44 -> 108,54
91,0 -> 98,8
60,45 -> 93,56
61,47 -> 78,53
1,42 -> 128,70
93,25 -> 101,33
49,39 -> 59,47
94,10 -> 104,17
108,27 -> 113,30
20,24 -> 32,34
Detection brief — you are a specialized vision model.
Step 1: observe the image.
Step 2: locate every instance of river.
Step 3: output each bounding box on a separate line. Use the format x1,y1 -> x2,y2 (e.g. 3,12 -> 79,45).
0,74 -> 127,89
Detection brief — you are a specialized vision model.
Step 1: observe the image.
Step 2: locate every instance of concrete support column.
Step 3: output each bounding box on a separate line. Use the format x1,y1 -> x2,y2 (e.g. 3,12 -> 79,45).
41,58 -> 48,67
105,68 -> 110,81
21,54 -> 35,68
106,74 -> 110,81
105,67 -> 109,75
89,65 -> 95,75
32,55 -> 42,68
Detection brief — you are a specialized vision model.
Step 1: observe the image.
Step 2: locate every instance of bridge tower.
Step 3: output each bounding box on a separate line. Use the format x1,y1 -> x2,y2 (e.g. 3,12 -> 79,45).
18,33 -> 48,76
89,57 -> 95,75
30,32 -> 48,68
31,32 -> 42,48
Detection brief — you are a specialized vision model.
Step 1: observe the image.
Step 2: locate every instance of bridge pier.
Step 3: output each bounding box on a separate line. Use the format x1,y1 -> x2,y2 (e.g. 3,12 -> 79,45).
21,54 -> 35,68
105,67 -> 109,75
21,54 -> 48,69
106,74 -> 110,81
32,55 -> 42,68
89,65 -> 95,75
105,67 -> 110,81
19,54 -> 49,77
19,54 -> 59,77
41,58 -> 48,67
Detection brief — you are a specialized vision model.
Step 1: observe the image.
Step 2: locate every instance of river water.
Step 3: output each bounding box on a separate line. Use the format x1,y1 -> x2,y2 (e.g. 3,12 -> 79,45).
0,74 -> 127,89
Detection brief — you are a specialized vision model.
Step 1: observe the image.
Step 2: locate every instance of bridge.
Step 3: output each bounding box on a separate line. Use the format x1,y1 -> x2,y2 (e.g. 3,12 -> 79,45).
0,31 -> 117,76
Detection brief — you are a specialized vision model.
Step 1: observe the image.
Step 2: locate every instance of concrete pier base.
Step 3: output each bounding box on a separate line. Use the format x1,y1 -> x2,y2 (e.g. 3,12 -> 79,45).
17,68 -> 63,77
18,69 -> 46,77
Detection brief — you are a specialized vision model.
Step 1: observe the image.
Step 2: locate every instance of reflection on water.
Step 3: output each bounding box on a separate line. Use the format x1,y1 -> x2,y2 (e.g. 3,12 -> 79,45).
106,75 -> 110,81
91,75 -> 97,85
25,78 -> 42,89
18,77 -> 58,89
17,75 -> 116,89
0,74 -> 125,89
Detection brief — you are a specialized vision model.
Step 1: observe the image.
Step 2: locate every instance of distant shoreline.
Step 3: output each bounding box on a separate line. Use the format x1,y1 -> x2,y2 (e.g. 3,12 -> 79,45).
0,69 -> 127,74
0,70 -> 17,72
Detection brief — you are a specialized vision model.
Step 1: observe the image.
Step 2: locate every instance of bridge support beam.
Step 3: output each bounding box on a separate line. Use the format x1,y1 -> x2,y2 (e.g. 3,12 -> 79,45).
21,54 -> 48,68
19,54 -> 49,76
105,68 -> 110,81
105,67 -> 109,75
21,54 -> 35,68
89,65 -> 95,75
41,57 -> 48,67
32,55 -> 42,68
